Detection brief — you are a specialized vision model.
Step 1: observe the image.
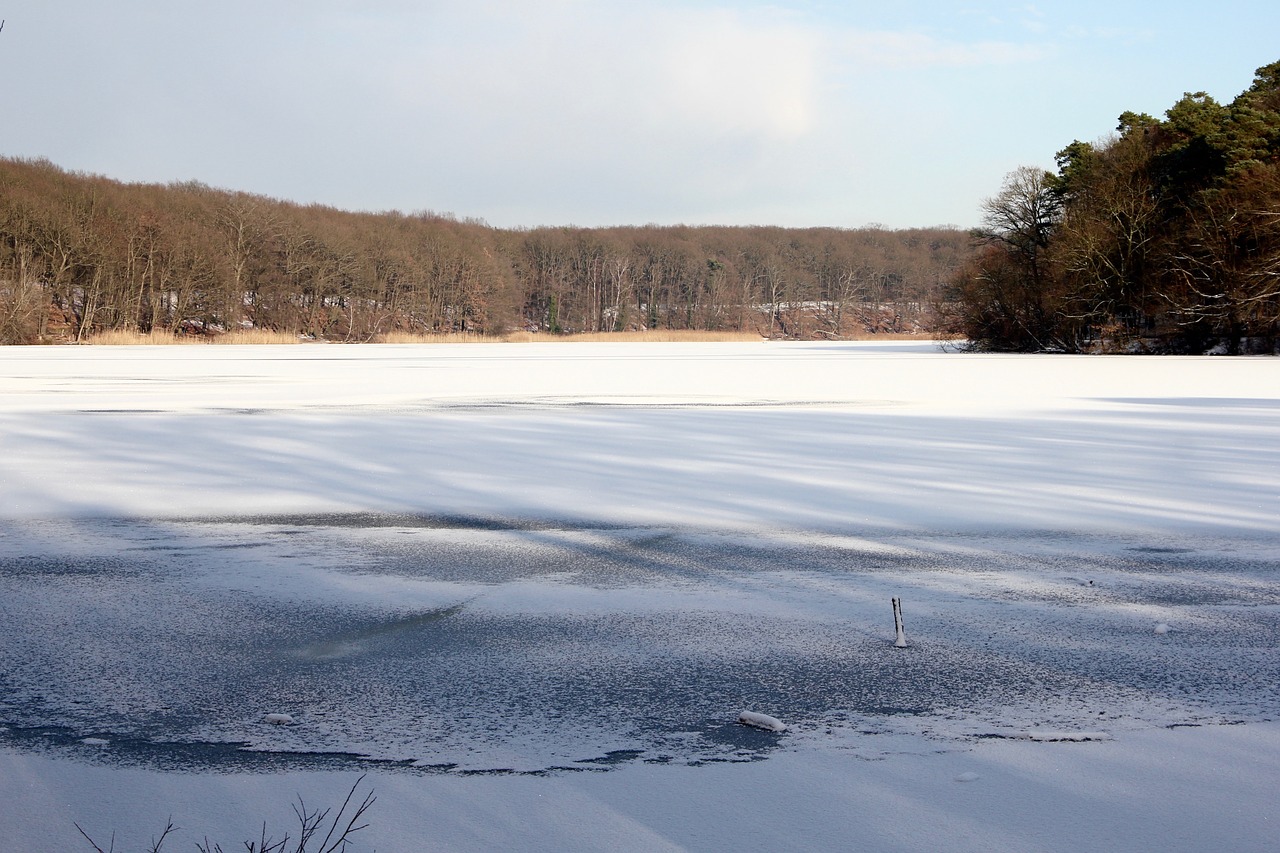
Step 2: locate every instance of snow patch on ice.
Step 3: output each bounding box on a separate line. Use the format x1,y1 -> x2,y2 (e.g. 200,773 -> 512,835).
738,711 -> 787,732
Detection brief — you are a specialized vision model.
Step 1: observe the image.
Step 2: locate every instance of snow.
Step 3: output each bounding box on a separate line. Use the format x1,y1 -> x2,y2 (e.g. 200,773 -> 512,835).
0,340 -> 1278,852
737,711 -> 787,732
4,722 -> 1279,852
1,340 -> 1277,534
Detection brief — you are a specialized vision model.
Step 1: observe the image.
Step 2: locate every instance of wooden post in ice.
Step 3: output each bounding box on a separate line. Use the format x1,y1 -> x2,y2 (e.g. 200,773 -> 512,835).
892,597 -> 907,648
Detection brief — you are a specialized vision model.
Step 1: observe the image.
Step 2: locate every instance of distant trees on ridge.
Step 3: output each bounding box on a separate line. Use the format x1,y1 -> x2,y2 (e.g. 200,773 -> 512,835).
0,157 -> 966,345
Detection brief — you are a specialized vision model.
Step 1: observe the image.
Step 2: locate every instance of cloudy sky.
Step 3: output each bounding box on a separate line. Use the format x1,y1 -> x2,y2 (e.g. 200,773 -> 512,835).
2,1 -> 1277,229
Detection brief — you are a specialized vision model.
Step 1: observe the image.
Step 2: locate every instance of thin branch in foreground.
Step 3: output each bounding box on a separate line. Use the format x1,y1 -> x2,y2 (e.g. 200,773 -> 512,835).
75,822 -> 116,853
78,818 -> 177,853
77,777 -> 375,853
315,774 -> 377,853
147,820 -> 178,853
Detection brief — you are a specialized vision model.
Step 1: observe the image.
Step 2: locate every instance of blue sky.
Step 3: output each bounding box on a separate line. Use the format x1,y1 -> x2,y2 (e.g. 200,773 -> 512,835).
1,1 -> 1276,228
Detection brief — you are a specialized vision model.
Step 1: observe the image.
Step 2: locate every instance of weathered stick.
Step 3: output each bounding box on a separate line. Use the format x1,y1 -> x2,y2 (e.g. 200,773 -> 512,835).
892,596 -> 907,648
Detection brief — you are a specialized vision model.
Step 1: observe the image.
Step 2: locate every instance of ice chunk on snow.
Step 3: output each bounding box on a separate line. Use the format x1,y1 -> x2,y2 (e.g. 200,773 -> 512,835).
263,713 -> 295,725
738,711 -> 787,732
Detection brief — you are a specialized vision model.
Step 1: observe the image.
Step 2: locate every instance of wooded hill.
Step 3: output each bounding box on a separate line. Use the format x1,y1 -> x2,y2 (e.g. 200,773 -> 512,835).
943,60 -> 1280,354
0,157 -> 968,344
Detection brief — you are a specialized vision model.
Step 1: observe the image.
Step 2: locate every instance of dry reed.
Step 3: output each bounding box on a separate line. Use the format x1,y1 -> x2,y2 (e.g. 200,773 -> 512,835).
80,327 -> 941,346
372,331 -> 507,344
209,329 -> 303,345
83,328 -> 303,345
503,330 -> 764,343
83,329 -> 203,345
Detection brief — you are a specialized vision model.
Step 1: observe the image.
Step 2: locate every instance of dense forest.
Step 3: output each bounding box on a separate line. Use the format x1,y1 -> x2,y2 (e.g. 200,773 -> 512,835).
943,61 -> 1280,354
0,157 -> 967,345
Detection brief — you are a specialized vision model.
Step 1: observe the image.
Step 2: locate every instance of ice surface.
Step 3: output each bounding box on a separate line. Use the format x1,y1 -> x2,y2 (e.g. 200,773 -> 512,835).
1,341 -> 1277,536
3,519 -> 1273,773
0,341 -> 1277,852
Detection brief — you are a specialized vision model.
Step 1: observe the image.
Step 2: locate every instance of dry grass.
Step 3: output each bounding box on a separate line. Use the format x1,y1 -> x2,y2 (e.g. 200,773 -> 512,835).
504,330 -> 946,343
84,328 -> 303,345
83,329 -> 203,345
80,327 -> 942,346
372,329 -> 764,344
209,329 -> 303,345
372,330 -> 507,344
504,329 -> 765,343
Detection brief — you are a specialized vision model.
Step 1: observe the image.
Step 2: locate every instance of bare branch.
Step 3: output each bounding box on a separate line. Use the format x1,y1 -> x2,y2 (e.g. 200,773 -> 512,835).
146,819 -> 178,853
316,774 -> 376,853
74,822 -> 115,853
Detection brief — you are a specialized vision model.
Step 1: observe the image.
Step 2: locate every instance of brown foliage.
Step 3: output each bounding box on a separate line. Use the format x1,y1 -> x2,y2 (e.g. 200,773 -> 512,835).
0,157 -> 967,345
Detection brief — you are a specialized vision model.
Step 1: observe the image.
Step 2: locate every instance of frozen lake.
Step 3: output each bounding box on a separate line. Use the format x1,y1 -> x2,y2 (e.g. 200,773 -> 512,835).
2,517 -> 1277,775
1,341 -> 1278,851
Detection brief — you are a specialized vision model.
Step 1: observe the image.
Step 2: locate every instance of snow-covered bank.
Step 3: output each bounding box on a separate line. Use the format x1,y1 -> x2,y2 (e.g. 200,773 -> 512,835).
4,721 -> 1277,852
1,341 -> 1277,851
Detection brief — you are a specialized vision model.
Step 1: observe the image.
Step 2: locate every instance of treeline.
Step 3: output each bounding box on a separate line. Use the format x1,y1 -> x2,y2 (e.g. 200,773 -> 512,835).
0,156 -> 968,344
943,60 -> 1280,353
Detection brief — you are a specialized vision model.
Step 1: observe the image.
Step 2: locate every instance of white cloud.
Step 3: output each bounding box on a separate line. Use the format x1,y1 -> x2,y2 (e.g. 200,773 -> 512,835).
285,1 -> 831,222
371,2 -> 822,146
650,8 -> 820,141
1,0 -> 1061,227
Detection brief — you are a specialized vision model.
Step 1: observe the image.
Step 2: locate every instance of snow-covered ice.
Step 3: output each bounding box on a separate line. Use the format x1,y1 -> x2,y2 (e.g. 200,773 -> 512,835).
737,711 -> 787,732
0,340 -> 1277,851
